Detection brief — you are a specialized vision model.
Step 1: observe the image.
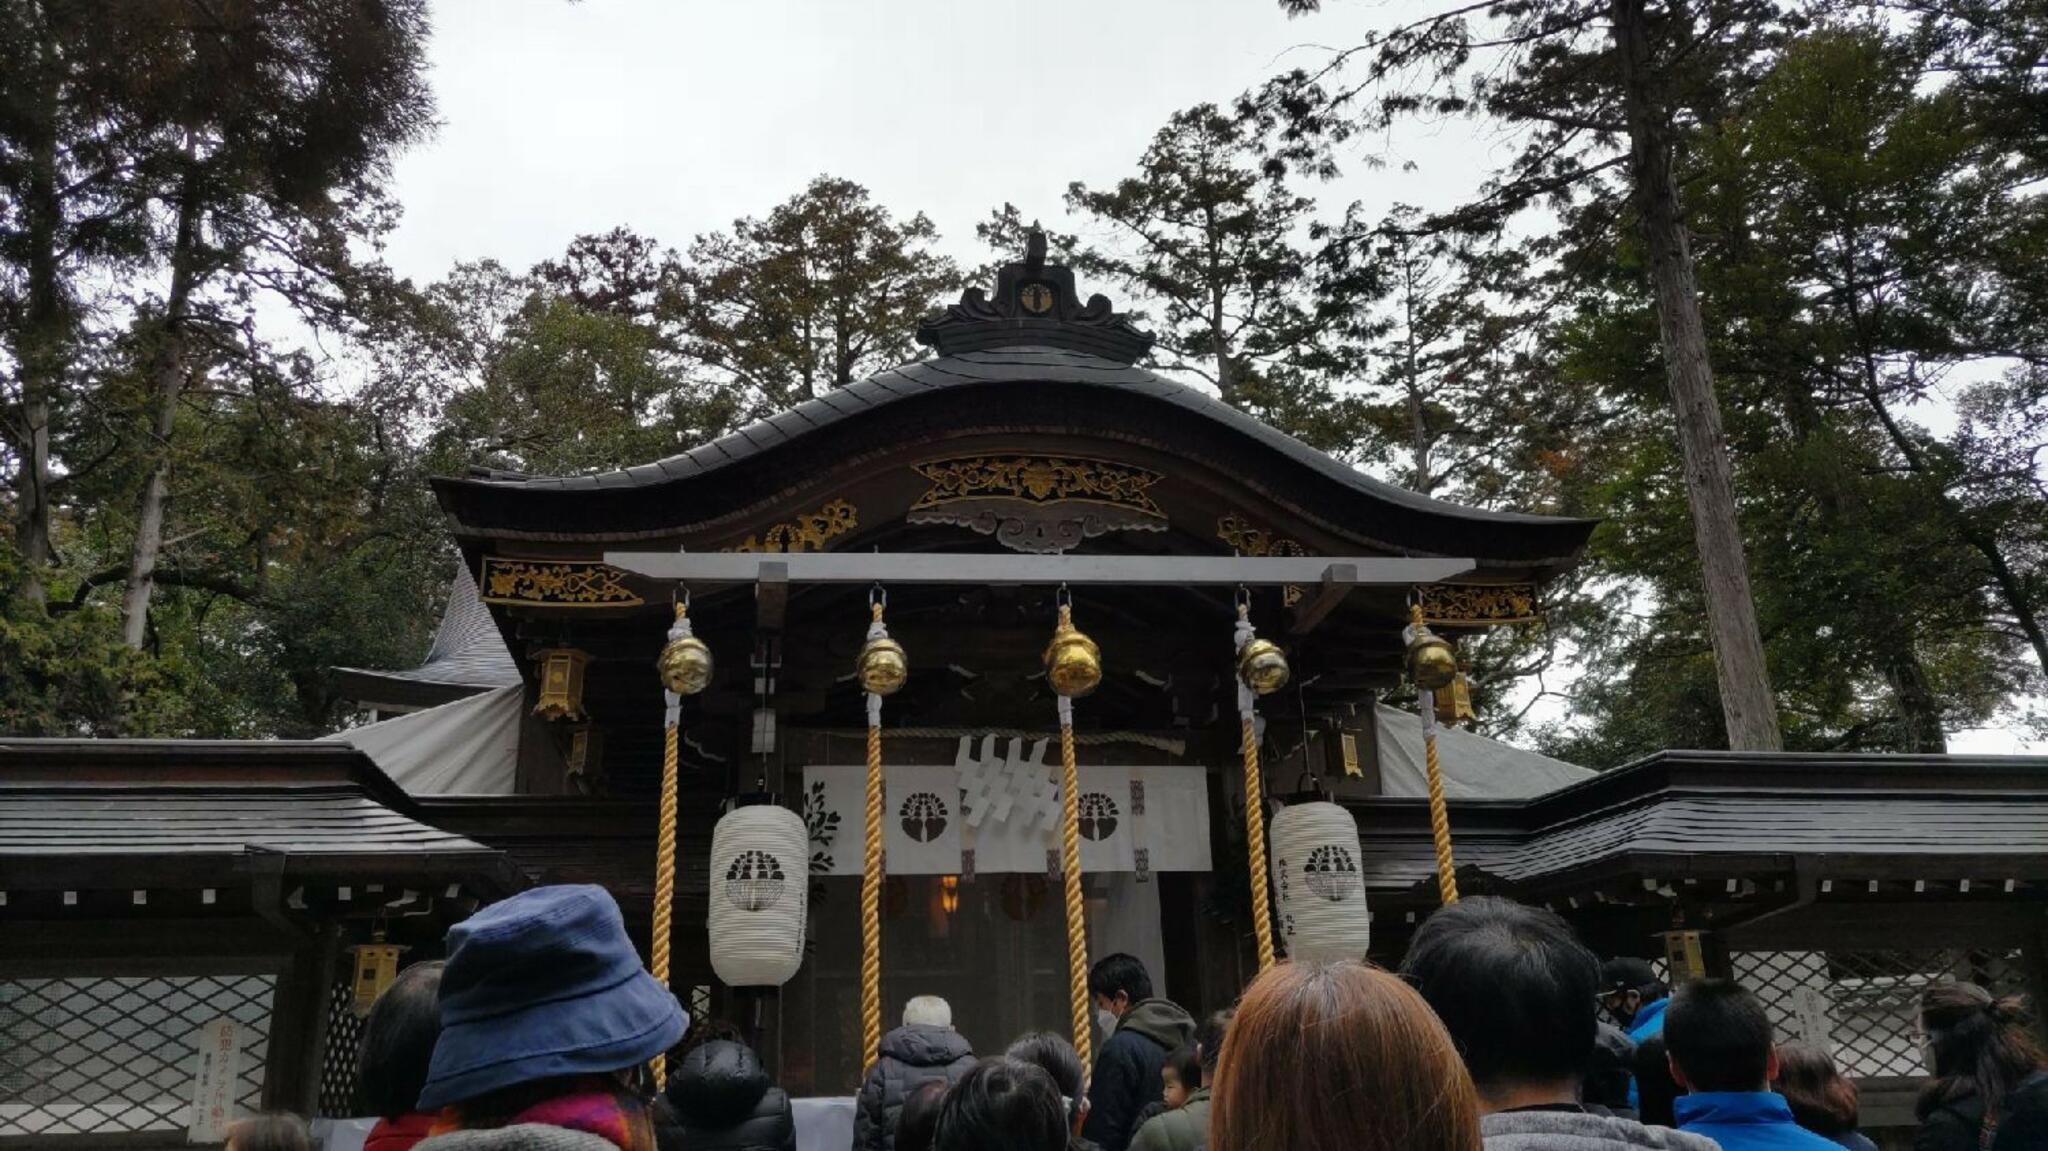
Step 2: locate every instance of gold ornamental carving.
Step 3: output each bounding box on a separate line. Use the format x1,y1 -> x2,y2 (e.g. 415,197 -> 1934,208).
1215,513 -> 1309,559
727,498 -> 859,553
481,558 -> 643,607
1419,583 -> 1541,626
1216,514 -> 1308,606
912,456 -> 1166,519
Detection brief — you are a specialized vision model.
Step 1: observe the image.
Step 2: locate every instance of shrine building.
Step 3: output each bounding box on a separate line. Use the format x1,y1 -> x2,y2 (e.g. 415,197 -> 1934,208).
4,242 -> 2048,1148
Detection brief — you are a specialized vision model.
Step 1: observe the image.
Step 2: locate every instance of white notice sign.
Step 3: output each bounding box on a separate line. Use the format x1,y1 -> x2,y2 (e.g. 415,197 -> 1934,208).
187,1017 -> 240,1143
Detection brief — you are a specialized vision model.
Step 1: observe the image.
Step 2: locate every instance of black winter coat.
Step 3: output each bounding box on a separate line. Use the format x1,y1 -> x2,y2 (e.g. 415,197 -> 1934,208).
1080,1000 -> 1195,1151
666,1040 -> 796,1151
1916,1071 -> 2048,1151
854,1025 -> 976,1151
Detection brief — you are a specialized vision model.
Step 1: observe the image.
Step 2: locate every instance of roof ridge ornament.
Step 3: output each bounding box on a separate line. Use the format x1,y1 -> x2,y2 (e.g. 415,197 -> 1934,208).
916,227 -> 1154,363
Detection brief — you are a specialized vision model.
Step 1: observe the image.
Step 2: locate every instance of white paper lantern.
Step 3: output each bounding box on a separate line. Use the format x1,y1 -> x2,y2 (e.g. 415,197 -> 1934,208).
708,805 -> 808,986
1269,801 -> 1371,963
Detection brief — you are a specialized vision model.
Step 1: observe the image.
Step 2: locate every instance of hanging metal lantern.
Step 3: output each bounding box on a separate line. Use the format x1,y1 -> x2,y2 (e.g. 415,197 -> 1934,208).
533,648 -> 590,721
350,934 -> 406,1017
1435,667 -> 1477,726
658,620 -> 714,696
708,804 -> 808,987
1043,604 -> 1102,699
1269,801 -> 1371,964
1402,619 -> 1458,691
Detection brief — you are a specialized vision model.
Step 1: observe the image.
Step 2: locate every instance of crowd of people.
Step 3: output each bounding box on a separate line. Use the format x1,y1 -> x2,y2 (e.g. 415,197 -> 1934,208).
220,885 -> 2048,1151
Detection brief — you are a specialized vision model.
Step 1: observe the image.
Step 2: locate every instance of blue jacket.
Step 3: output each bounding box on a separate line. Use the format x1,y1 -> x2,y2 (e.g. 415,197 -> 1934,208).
1627,997 -> 1670,1043
1623,997 -> 1670,1110
1676,1091 -> 1845,1151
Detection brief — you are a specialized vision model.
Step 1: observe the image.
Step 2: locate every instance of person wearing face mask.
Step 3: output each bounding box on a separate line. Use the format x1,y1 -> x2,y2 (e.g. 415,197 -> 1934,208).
1080,954 -> 1193,1151
1603,957 -> 1674,1111
1602,958 -> 1673,1043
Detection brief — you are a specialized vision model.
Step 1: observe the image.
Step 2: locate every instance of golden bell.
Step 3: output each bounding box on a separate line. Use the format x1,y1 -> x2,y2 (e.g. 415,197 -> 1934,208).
857,634 -> 909,696
1237,636 -> 1291,696
657,632 -> 714,696
1404,622 -> 1458,691
1043,611 -> 1102,698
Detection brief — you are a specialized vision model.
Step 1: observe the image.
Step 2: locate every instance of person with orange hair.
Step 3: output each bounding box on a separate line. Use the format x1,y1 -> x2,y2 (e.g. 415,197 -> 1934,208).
1208,961 -> 1482,1151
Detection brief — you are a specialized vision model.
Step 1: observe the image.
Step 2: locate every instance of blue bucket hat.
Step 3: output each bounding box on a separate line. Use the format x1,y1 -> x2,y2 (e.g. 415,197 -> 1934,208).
418,884 -> 687,1111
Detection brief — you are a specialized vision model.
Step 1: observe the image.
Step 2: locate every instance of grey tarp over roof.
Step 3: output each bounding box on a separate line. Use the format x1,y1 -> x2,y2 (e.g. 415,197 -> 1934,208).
322,684 -> 522,796
1374,703 -> 1594,799
334,565 -> 520,695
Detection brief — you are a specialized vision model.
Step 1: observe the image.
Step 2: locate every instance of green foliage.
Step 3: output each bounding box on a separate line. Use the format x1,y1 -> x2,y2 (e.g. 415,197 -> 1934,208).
989,104 -> 1369,452
681,176 -> 963,413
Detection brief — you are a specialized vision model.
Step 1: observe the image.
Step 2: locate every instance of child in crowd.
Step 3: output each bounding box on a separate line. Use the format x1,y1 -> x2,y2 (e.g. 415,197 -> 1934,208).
1159,1047 -> 1200,1109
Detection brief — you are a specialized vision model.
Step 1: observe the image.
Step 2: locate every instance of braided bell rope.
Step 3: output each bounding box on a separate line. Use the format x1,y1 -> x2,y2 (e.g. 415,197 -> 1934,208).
1057,683 -> 1092,1072
1234,607 -> 1278,972
859,601 -> 887,1075
1412,606 -> 1460,905
651,602 -> 686,1084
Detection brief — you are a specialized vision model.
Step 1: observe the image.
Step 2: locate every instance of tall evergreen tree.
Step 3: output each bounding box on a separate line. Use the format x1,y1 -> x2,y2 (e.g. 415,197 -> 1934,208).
1258,0 -> 1789,749
681,176 -> 963,413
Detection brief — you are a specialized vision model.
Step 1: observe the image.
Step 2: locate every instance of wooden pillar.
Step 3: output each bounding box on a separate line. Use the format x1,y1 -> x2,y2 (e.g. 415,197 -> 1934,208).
262,926 -> 338,1115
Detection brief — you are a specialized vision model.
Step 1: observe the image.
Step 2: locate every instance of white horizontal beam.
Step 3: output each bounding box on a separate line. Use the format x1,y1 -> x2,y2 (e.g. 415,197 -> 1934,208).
601,551 -> 1475,588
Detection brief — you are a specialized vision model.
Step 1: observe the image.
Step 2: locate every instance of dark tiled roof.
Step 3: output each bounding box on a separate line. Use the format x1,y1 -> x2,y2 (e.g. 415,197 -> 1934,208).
0,788 -> 487,858
432,347 -> 1596,561
451,348 -> 1568,526
1348,751 -> 2048,894
0,740 -> 516,891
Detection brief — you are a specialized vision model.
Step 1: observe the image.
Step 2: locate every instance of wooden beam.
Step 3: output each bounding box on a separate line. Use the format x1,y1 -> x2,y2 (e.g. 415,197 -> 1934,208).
1289,563 -> 1359,635
604,551 -> 1474,588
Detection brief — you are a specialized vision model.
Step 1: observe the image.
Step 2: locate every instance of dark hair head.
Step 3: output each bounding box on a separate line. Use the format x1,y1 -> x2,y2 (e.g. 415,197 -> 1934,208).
1665,979 -> 1773,1092
1917,983 -> 2047,1122
1602,957 -> 1667,1000
1163,1045 -> 1200,1089
1210,961 -> 1481,1151
1633,1034 -> 1680,1128
1006,1031 -> 1084,1098
225,1113 -> 312,1151
1774,1042 -> 1859,1136
1087,954 -> 1152,1004
356,961 -> 444,1118
1398,896 -> 1602,1092
1194,1009 -> 1231,1078
898,1078 -> 951,1151
934,1058 -> 1068,1151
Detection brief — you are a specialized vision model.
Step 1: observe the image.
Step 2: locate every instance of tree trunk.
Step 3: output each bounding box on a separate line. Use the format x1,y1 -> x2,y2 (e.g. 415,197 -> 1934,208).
10,23 -> 63,604
1403,266 -> 1431,494
120,165 -> 203,649
1613,0 -> 1783,750
1884,650 -> 1948,753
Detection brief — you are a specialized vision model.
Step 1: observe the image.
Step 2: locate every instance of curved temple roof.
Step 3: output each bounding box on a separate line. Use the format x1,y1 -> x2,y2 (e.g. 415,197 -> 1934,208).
434,242 -> 1596,567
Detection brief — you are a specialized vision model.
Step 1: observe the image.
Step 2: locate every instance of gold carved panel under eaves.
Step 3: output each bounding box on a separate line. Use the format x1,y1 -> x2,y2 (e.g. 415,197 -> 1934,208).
726,498 -> 859,553
481,558 -> 644,608
1215,514 -> 1309,607
1419,582 -> 1541,626
911,456 -> 1166,517
908,455 -> 1167,555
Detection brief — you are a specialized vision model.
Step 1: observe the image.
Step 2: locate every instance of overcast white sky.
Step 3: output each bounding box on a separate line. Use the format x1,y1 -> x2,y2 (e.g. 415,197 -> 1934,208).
375,0 -> 2042,754
381,0 -> 1501,280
